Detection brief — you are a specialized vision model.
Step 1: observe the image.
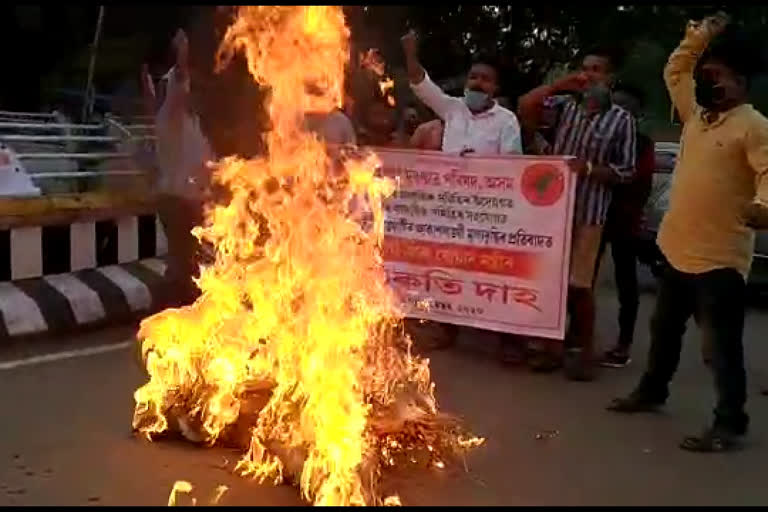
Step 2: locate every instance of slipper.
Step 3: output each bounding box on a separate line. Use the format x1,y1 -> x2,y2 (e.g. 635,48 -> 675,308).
527,352 -> 562,373
679,427 -> 743,453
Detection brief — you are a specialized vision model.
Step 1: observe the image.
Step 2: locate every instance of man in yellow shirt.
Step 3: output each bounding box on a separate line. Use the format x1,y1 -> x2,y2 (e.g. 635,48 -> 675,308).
608,13 -> 768,452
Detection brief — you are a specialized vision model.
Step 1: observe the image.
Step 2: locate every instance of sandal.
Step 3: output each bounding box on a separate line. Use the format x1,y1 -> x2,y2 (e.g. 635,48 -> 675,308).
679,426 -> 744,453
527,351 -> 562,373
606,393 -> 664,413
500,340 -> 526,366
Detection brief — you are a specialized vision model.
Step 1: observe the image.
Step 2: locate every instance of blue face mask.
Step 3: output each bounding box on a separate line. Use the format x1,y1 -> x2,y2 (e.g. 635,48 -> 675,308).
463,89 -> 490,112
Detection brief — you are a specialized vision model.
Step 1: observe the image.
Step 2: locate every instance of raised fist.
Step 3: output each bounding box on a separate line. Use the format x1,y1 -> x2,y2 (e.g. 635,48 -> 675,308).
400,30 -> 418,58
686,11 -> 730,39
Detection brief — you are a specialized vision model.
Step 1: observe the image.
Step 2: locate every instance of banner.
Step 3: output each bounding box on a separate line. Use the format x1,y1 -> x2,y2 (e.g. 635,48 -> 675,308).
375,148 -> 575,340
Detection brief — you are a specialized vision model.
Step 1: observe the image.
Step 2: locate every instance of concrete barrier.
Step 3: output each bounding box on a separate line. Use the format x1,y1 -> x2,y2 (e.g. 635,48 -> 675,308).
0,192 -> 169,340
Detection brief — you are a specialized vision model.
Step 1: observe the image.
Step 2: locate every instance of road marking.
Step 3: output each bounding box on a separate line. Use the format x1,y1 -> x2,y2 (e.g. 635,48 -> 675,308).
0,340 -> 133,371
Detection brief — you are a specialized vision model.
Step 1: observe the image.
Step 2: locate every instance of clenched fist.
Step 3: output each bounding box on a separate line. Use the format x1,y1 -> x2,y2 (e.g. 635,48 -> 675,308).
401,30 -> 418,58
686,11 -> 730,40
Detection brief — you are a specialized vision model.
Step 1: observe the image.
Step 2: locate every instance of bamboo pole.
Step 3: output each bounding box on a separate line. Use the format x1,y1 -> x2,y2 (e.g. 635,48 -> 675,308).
81,6 -> 106,123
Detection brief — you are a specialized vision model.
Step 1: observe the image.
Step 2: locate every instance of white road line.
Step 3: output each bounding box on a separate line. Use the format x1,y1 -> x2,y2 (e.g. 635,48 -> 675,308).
0,341 -> 133,371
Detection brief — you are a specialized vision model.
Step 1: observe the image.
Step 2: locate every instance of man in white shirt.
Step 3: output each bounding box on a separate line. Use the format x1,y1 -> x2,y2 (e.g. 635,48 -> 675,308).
401,31 -> 522,155
399,31 -> 522,353
141,29 -> 214,307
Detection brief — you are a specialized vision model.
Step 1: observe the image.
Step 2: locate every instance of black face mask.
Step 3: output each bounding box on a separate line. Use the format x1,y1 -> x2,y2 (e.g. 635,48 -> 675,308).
695,77 -> 726,110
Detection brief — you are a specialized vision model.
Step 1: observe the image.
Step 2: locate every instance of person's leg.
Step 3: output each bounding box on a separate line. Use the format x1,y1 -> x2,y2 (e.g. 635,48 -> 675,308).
176,198 -> 204,305
695,305 -> 714,368
608,262 -> 694,411
680,268 -> 748,451
564,224 -> 603,381
157,194 -> 184,307
602,236 -> 640,366
613,237 -> 640,347
592,224 -> 610,289
564,286 -> 596,380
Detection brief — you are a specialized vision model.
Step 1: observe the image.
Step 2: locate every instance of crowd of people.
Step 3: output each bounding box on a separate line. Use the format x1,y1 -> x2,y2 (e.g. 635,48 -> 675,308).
145,12 -> 768,453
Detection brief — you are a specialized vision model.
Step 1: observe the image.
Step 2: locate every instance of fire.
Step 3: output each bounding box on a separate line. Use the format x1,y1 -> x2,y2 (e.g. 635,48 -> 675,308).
360,49 -> 396,106
168,481 -> 194,507
133,5 -> 482,506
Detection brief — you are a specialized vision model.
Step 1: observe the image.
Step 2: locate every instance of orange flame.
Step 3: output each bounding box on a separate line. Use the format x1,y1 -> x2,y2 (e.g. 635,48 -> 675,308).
360,49 -> 396,106
134,6 -> 481,507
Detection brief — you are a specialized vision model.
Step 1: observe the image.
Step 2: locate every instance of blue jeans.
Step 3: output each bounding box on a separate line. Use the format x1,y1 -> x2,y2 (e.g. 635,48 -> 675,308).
635,262 -> 749,434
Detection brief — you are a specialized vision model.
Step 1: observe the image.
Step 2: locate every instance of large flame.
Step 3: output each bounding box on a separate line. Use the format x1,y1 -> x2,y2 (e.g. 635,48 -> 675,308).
133,5 -> 481,506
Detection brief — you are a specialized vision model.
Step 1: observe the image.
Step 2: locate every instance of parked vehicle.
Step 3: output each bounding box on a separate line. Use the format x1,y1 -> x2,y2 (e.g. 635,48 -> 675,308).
638,142 -> 768,287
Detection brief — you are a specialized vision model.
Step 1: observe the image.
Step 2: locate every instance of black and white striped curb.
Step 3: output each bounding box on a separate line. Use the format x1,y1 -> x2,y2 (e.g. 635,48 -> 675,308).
0,213 -> 167,281
0,257 -> 168,340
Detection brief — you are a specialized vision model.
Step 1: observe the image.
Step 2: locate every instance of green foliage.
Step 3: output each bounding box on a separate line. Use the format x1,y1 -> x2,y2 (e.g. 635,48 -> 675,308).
9,4 -> 768,135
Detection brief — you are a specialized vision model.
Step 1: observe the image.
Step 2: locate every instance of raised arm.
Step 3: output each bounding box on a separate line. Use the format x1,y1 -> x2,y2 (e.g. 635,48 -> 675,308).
164,29 -> 191,119
401,31 -> 459,120
664,12 -> 729,123
517,73 -> 587,152
140,63 -> 157,118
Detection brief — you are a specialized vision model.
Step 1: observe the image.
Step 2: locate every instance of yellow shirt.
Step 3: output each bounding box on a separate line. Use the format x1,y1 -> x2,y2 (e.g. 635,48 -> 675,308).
658,29 -> 768,279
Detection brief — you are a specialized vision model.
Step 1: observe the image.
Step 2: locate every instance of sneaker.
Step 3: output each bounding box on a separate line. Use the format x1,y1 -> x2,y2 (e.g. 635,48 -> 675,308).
600,346 -> 631,368
563,348 -> 595,382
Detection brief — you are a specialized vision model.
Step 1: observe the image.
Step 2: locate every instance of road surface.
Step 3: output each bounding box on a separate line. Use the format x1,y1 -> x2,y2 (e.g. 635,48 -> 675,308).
1,271 -> 768,506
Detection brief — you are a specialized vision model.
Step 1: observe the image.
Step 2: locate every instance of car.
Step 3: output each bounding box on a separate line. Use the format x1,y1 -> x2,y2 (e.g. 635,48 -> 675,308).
637,142 -> 768,287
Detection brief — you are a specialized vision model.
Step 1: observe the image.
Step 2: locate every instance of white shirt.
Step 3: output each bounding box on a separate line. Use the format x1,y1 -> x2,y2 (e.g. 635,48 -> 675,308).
410,72 -> 522,155
155,67 -> 215,199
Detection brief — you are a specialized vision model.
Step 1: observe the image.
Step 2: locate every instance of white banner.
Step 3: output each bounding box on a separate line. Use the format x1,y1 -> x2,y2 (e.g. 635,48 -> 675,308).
375,148 -> 575,340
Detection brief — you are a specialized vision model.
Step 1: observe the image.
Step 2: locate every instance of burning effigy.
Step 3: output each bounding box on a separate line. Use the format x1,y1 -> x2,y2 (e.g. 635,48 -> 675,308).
132,5 -> 483,506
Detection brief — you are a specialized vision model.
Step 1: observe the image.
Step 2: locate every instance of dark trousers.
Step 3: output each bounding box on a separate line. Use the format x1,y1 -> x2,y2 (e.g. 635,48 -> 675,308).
158,194 -> 204,307
635,263 -> 749,434
595,232 -> 640,348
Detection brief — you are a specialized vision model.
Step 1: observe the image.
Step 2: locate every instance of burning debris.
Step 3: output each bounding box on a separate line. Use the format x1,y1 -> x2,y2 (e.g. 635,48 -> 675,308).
133,5 -> 482,506
360,49 -> 396,106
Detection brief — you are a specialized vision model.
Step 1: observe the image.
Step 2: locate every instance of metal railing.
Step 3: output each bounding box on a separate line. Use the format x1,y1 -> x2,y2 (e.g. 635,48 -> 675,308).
0,110 -> 155,195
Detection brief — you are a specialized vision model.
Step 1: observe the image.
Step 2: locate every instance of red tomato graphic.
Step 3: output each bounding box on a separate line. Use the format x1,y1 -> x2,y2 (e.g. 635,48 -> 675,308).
521,163 -> 565,207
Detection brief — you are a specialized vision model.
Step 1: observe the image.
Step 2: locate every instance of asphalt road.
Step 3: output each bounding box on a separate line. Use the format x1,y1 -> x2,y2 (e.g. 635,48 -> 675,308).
1,268 -> 768,506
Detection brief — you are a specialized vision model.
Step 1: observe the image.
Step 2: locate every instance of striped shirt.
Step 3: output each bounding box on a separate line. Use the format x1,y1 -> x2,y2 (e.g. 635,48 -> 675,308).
530,96 -> 636,225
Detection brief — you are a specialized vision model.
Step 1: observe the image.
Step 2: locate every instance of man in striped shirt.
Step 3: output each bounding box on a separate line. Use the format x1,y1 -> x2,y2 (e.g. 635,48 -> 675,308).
518,46 -> 637,381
